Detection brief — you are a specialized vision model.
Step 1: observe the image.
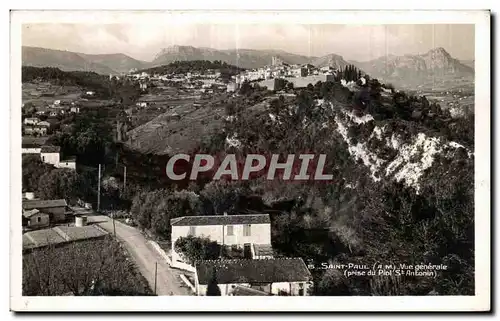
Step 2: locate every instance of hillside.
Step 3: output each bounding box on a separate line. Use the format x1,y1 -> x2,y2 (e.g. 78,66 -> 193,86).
22,46 -> 147,75
460,60 -> 475,69
213,74 -> 474,295
356,48 -> 474,85
311,53 -> 351,69
78,53 -> 148,74
152,45 -> 312,69
22,47 -> 118,75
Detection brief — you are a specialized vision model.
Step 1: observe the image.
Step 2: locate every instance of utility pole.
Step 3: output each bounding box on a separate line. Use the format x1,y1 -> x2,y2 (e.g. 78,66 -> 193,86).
97,164 -> 101,212
154,262 -> 158,295
112,213 -> 116,237
123,166 -> 127,192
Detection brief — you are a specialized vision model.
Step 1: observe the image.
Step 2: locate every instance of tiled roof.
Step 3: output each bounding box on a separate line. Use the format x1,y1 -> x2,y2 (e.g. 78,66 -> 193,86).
230,285 -> 271,296
22,209 -> 45,218
53,226 -> 108,242
195,258 -> 312,285
23,228 -> 66,248
171,214 -> 270,226
22,199 -> 67,210
40,145 -> 61,153
22,226 -> 109,250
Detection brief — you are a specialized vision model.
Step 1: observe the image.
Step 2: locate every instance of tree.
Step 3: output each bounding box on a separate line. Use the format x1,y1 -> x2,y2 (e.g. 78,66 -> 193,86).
200,180 -> 250,215
130,189 -> 198,236
206,268 -> 221,296
174,236 -> 221,265
23,237 -> 153,296
36,168 -> 91,202
22,155 -> 54,192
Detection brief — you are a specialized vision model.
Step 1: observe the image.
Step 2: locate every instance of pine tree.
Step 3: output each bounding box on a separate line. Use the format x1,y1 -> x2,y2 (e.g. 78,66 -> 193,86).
206,267 -> 221,296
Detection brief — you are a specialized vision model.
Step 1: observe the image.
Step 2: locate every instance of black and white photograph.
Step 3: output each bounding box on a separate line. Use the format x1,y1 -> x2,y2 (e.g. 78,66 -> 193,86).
9,9 -> 490,312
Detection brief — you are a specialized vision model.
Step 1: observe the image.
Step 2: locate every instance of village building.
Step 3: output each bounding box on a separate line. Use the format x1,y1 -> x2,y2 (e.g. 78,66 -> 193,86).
22,199 -> 68,223
57,156 -> 77,169
40,145 -> 61,166
37,121 -> 51,128
226,82 -> 239,93
22,209 -> 50,229
170,214 -> 272,265
21,137 -> 47,154
24,126 -> 48,136
194,258 -> 313,296
24,117 -> 40,126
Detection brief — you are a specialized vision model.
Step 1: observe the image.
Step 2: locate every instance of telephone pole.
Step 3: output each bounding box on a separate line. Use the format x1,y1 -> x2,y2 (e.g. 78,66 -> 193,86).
97,164 -> 101,212
154,262 -> 158,295
123,166 -> 127,192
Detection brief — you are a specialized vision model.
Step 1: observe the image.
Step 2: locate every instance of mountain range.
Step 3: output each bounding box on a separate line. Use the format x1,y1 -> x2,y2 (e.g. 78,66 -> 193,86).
22,46 -> 148,74
22,45 -> 473,83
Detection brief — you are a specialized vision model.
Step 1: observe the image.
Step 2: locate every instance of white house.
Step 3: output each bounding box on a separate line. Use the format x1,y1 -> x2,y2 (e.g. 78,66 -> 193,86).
70,107 -> 80,113
24,117 -> 40,125
85,91 -> 95,96
194,258 -> 313,296
227,82 -> 238,93
53,100 -> 61,106
56,157 -> 77,169
40,145 -> 61,166
170,214 -> 272,265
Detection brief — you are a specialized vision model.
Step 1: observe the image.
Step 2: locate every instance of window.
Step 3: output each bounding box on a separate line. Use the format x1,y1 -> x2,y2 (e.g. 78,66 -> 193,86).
226,225 -> 234,236
37,217 -> 41,223
243,224 -> 251,236
188,226 -> 196,236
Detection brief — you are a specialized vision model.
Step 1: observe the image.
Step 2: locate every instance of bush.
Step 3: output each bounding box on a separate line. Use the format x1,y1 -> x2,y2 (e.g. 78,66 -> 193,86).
174,236 -> 221,265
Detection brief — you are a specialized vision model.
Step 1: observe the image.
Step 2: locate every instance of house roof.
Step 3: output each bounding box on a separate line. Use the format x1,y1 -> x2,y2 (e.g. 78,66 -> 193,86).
40,145 -> 61,153
22,209 -> 46,218
171,214 -> 270,226
60,156 -> 77,162
22,225 -> 109,250
22,136 -> 48,147
23,199 -> 67,210
195,258 -> 312,285
230,285 -> 271,296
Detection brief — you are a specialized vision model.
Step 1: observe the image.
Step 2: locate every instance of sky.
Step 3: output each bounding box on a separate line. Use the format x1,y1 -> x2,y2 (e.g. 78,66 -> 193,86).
22,24 -> 475,62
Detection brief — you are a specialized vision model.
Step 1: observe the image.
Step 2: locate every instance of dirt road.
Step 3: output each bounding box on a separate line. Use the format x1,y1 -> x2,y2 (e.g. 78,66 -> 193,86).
87,215 -> 190,296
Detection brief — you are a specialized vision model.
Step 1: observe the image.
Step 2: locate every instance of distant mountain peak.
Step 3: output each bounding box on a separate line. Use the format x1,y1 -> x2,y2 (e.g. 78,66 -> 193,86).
355,46 -> 473,86
424,47 -> 452,58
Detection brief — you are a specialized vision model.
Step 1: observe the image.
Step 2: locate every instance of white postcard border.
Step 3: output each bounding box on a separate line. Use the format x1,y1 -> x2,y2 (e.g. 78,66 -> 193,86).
10,9 -> 490,312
